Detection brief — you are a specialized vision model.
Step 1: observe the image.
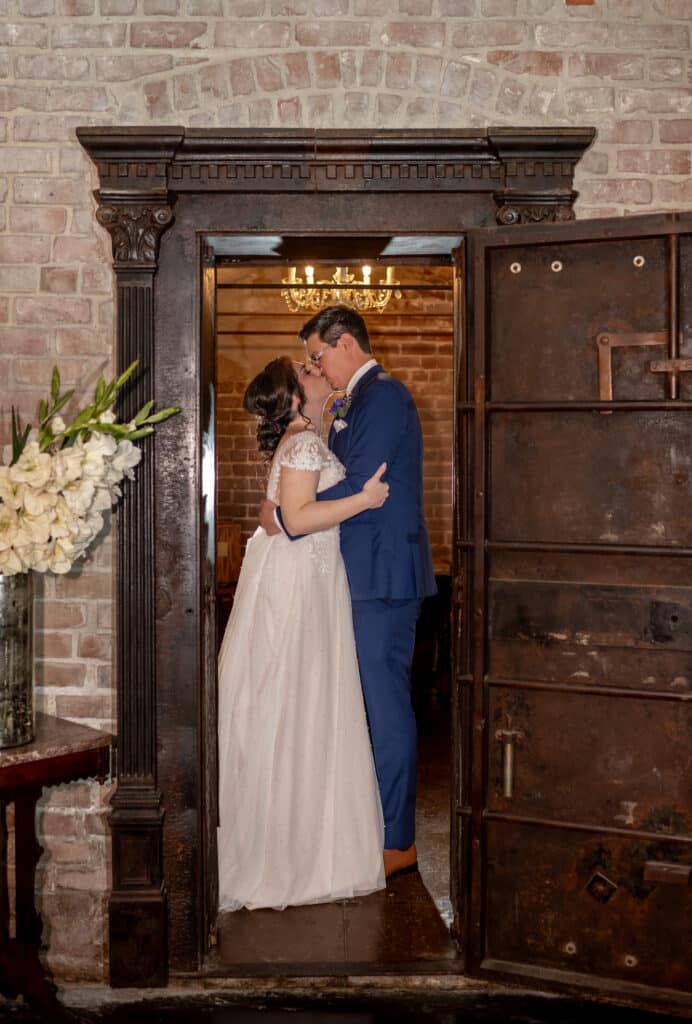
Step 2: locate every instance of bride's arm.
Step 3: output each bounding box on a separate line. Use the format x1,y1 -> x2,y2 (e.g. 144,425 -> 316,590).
280,463 -> 388,537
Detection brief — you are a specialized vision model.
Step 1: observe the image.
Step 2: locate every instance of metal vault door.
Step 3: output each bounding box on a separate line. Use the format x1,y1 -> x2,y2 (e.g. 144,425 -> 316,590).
455,212 -> 692,1010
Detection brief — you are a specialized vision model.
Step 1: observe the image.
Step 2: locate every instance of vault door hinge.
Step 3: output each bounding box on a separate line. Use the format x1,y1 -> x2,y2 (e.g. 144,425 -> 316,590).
596,331 -> 668,402
650,357 -> 692,389
597,233 -> 688,402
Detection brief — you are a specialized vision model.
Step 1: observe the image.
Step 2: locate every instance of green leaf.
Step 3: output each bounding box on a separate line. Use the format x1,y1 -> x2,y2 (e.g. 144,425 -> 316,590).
11,408 -> 23,464
38,425 -> 54,452
95,375 -> 105,405
144,406 -> 180,424
68,405 -> 97,430
51,366 -> 61,401
52,390 -> 74,415
134,400 -> 154,426
91,422 -> 125,437
98,380 -> 115,406
114,360 -> 139,391
11,407 -> 31,464
126,426 -> 154,440
38,399 -> 48,424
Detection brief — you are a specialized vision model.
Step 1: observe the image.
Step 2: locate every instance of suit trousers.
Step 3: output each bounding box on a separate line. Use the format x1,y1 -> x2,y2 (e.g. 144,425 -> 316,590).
350,597 -> 421,850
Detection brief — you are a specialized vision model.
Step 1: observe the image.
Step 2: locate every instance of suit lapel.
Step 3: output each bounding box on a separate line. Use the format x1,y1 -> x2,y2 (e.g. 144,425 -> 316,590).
327,364 -> 383,453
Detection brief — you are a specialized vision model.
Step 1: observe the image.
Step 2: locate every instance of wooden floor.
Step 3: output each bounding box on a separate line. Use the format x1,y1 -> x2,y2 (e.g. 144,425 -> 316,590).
217,867 -> 457,968
216,695 -> 456,972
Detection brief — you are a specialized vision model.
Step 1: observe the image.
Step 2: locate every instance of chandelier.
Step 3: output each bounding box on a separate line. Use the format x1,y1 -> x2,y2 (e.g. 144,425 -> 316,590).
280,265 -> 400,314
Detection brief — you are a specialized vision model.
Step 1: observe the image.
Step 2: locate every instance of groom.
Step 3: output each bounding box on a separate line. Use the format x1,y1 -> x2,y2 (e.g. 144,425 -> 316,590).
262,305 -> 436,878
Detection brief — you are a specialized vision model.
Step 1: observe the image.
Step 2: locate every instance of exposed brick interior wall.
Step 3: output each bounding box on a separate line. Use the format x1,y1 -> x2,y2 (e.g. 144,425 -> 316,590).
216,265 -> 454,575
1,0 -> 691,980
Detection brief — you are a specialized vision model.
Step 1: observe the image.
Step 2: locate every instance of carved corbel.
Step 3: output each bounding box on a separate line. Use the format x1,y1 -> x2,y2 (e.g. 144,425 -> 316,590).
494,193 -> 578,225
488,126 -> 596,226
95,195 -> 174,269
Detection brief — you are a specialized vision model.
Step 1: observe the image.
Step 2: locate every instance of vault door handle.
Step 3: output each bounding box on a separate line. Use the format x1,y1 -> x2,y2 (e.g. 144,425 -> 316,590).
495,718 -> 523,800
644,861 -> 691,886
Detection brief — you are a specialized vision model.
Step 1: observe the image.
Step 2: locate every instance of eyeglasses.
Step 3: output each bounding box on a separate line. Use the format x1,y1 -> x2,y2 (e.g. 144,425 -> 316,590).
308,343 -> 332,367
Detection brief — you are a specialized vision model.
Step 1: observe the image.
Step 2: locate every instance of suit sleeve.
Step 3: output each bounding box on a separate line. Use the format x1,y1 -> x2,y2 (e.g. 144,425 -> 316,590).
317,382 -> 409,503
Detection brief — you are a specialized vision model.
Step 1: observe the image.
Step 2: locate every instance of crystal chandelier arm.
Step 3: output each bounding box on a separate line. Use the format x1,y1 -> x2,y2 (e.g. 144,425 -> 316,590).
280,265 -> 399,313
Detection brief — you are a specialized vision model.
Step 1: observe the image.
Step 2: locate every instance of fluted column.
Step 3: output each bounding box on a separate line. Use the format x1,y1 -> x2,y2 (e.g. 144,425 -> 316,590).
96,193 -> 174,988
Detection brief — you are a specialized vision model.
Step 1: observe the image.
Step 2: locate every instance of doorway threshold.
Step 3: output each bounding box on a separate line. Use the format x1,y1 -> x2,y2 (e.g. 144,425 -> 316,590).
210,870 -> 458,976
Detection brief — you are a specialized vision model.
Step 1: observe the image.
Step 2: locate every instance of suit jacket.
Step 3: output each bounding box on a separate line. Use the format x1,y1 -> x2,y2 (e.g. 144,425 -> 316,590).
318,363 -> 436,603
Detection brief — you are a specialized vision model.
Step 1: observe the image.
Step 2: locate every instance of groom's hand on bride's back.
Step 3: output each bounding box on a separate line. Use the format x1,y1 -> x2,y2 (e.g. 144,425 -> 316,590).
259,498 -> 281,535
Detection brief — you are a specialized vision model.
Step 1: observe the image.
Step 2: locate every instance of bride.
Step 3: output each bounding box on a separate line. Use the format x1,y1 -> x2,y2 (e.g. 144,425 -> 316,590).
217,356 -> 388,911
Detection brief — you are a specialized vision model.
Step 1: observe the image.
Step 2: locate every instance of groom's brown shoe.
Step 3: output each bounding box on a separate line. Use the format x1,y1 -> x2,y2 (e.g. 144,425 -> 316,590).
384,842 -> 418,880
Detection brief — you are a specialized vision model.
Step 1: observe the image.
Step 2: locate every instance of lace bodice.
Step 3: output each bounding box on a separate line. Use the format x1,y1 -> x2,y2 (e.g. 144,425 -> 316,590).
267,430 -> 345,505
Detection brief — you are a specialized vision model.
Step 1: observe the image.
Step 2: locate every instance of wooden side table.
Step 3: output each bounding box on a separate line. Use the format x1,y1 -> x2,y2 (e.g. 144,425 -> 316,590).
0,713 -> 112,1022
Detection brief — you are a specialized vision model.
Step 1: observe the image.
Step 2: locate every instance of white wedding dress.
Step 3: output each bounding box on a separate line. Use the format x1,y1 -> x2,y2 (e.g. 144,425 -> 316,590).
217,429 -> 385,911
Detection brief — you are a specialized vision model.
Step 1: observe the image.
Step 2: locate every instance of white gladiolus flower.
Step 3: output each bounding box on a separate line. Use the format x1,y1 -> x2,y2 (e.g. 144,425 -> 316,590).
22,485 -> 59,518
62,477 -> 96,517
50,497 -> 79,540
0,505 -> 20,550
19,509 -> 53,546
92,486 -> 114,513
9,442 -> 52,490
48,539 -> 75,574
21,546 -> 48,573
0,547 -> 24,575
5,511 -> 35,551
0,467 -> 24,510
112,439 -> 142,480
0,363 -> 176,574
85,511 -> 104,538
51,446 -> 85,490
85,433 -> 117,457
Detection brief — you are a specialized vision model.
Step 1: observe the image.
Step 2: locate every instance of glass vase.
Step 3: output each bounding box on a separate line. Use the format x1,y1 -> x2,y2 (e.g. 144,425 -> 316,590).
0,572 -> 35,748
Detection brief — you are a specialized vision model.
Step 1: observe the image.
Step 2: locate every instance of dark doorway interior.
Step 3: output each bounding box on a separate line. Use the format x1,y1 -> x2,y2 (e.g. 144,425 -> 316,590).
212,248 -> 456,969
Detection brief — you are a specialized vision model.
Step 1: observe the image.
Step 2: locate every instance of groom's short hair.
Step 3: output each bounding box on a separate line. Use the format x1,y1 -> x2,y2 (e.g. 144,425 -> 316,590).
300,305 -> 372,354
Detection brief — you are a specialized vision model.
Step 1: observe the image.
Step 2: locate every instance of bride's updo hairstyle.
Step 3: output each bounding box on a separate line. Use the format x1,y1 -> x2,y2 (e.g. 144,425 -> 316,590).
243,356 -> 306,458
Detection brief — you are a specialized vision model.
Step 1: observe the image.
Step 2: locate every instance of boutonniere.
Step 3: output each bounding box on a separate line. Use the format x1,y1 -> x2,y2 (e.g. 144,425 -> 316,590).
329,394 -> 351,432
328,395 -> 352,419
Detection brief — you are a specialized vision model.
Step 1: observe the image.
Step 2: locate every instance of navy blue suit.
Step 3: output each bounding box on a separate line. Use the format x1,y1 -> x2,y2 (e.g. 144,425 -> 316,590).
318,364 -> 436,849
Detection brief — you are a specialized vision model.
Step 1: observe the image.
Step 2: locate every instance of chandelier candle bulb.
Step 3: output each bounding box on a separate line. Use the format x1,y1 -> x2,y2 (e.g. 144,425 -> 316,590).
280,265 -> 400,314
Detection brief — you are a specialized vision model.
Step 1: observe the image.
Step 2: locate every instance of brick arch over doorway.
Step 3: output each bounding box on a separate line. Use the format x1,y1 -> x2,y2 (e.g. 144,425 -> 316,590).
78,125 -> 594,987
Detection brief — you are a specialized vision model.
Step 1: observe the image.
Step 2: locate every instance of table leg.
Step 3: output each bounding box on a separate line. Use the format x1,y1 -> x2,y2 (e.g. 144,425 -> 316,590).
14,789 -> 43,946
0,801 -> 8,943
2,790 -> 83,1022
0,940 -> 83,1021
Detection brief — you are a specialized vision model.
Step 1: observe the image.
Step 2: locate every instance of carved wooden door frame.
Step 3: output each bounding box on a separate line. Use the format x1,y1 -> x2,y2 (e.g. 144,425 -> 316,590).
77,126 -> 595,987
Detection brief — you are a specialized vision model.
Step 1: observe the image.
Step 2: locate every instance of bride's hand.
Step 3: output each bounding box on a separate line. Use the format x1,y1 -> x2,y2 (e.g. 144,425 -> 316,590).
362,463 -> 389,508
